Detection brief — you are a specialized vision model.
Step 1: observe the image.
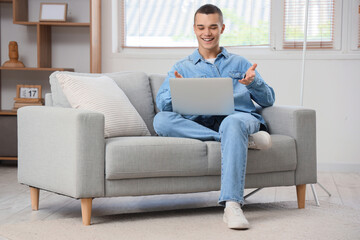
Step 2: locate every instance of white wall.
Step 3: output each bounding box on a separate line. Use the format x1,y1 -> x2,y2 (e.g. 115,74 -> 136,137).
101,1 -> 360,172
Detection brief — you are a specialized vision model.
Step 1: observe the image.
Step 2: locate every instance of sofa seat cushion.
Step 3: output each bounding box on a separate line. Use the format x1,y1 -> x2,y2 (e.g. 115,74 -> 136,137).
106,134 -> 297,180
105,136 -> 209,180
206,134 -> 297,175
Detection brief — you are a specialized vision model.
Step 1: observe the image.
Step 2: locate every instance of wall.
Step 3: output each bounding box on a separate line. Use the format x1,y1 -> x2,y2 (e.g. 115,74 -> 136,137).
101,1 -> 360,172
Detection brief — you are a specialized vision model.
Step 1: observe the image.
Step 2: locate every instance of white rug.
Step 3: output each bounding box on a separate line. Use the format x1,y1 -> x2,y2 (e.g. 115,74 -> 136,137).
0,201 -> 359,240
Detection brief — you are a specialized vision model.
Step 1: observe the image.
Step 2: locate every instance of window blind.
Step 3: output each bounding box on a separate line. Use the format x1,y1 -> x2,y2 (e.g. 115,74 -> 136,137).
283,0 -> 335,49
121,0 -> 271,48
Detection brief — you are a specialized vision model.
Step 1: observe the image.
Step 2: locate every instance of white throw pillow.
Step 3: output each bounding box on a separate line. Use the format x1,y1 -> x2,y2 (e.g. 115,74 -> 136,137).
56,73 -> 150,138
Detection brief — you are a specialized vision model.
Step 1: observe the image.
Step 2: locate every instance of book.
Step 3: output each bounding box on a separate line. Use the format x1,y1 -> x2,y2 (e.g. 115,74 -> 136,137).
13,97 -> 44,104
13,101 -> 44,111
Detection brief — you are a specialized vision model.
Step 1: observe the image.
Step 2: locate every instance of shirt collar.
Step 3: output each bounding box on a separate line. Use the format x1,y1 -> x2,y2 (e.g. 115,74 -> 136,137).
190,47 -> 230,65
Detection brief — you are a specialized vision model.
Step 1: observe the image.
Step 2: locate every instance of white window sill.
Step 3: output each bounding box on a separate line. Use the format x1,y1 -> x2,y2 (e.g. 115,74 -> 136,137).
111,46 -> 360,60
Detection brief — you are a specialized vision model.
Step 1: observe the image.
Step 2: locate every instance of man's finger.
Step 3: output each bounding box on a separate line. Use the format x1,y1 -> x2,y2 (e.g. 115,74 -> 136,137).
250,63 -> 257,71
174,71 -> 183,78
238,79 -> 247,85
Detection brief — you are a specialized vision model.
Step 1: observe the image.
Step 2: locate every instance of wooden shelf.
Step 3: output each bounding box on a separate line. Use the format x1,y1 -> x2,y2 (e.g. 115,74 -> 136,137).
0,157 -> 18,160
0,67 -> 74,71
10,0 -> 100,71
14,21 -> 90,27
0,0 -> 12,3
0,110 -> 17,115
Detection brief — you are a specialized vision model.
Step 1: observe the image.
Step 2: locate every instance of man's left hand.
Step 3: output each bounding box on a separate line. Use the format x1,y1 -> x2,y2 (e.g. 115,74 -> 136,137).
238,63 -> 257,86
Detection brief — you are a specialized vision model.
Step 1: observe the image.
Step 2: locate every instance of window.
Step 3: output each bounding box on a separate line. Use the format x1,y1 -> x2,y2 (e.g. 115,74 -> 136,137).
115,0 -> 344,51
122,0 -> 271,48
283,0 -> 335,49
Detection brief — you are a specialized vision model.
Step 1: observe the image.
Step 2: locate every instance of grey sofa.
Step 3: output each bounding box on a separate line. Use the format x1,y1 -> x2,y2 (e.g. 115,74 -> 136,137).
17,71 -> 317,226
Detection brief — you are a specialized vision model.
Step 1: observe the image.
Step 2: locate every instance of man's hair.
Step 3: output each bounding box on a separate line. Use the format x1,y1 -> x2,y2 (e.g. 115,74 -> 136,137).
194,4 -> 223,25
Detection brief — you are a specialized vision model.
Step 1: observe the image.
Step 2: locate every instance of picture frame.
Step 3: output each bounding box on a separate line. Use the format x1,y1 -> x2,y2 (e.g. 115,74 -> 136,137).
39,3 -> 67,22
15,85 -> 42,101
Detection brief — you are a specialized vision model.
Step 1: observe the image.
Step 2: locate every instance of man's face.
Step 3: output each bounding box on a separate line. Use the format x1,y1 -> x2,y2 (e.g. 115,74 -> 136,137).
193,13 -> 225,53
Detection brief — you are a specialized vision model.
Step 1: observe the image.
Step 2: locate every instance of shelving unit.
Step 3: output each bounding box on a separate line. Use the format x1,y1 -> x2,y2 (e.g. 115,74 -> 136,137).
0,0 -> 101,160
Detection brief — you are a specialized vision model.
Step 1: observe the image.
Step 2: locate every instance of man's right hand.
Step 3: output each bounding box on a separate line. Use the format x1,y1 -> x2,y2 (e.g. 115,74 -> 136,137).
174,71 -> 183,78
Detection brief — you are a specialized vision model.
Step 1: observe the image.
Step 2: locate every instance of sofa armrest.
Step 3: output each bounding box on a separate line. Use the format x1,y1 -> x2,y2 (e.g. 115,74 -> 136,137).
259,105 -> 317,185
45,93 -> 53,106
18,106 -> 105,198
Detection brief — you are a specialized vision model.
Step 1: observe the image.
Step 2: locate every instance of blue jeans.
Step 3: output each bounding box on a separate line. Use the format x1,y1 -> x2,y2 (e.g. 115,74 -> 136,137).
153,111 -> 261,206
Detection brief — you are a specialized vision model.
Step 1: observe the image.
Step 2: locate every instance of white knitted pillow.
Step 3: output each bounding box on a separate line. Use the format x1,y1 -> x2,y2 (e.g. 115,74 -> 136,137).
56,73 -> 150,138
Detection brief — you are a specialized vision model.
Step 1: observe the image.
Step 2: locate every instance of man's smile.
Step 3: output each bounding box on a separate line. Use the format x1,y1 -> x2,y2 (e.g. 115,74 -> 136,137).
202,37 -> 215,42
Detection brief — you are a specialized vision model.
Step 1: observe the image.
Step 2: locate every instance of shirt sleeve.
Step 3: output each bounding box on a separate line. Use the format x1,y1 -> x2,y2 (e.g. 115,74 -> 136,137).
244,62 -> 275,108
156,66 -> 178,111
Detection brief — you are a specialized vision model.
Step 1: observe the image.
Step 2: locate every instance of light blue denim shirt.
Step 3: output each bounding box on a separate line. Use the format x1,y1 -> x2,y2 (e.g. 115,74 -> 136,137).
156,47 -> 275,127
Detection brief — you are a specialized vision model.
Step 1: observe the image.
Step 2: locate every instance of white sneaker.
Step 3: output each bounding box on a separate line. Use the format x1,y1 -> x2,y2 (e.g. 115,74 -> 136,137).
223,204 -> 250,230
248,131 -> 272,150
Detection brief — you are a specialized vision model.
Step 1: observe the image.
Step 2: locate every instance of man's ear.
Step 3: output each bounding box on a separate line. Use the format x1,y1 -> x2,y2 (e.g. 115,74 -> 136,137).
221,24 -> 225,34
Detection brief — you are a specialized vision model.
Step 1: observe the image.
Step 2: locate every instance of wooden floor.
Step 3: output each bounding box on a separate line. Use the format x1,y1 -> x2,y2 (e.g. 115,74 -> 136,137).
1,162 -> 360,226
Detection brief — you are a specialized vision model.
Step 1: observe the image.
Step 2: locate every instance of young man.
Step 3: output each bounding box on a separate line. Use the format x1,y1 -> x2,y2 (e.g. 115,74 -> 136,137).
154,4 -> 275,230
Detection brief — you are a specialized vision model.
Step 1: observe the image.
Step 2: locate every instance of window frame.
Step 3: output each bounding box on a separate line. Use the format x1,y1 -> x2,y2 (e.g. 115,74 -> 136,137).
348,0 -> 360,50
111,0 -> 360,58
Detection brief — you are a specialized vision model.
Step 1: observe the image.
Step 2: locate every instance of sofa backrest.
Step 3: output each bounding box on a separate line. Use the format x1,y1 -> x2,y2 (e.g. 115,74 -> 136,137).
149,74 -> 167,114
49,71 -> 161,136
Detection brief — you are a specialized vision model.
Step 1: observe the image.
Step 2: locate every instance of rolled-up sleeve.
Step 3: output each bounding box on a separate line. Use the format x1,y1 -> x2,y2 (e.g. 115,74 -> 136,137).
246,73 -> 275,108
156,67 -> 177,111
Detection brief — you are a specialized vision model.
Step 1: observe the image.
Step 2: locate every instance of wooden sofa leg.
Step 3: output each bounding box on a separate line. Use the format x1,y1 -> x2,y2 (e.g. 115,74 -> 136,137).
30,187 -> 40,211
81,198 -> 93,226
296,184 -> 306,209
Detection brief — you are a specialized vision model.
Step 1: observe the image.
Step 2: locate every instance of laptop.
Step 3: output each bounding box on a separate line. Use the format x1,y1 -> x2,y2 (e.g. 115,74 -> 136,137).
170,77 -> 234,115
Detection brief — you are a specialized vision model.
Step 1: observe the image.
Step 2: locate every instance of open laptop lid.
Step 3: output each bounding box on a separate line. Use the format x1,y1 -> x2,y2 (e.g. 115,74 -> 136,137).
170,78 -> 234,115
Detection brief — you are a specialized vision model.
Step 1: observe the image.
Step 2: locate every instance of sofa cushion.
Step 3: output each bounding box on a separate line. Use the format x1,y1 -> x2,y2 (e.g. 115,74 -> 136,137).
106,72 -> 156,135
49,71 -> 157,135
105,136 -> 209,180
105,134 -> 297,180
206,134 -> 297,175
246,135 -> 297,173
56,73 -> 150,138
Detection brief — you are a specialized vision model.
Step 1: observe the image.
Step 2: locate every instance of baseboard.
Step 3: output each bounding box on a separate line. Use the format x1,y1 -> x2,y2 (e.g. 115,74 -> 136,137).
317,162 -> 360,172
